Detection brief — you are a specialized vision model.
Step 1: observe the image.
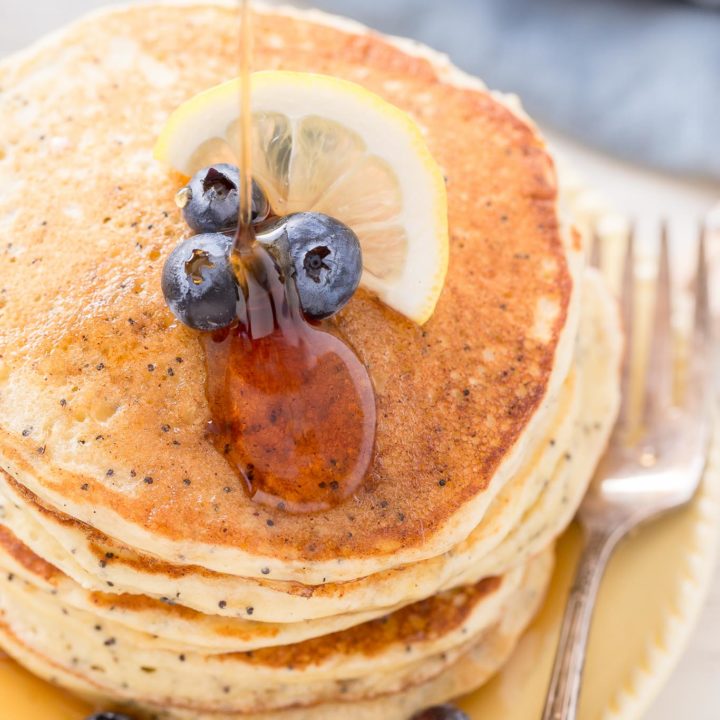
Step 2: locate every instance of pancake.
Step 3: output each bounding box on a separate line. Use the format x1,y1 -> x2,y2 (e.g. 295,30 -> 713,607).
0,526 -> 521,670
0,603 -> 541,720
0,0 -> 581,584
0,525 -> 552,715
0,269 -> 619,637
0,2 -> 624,717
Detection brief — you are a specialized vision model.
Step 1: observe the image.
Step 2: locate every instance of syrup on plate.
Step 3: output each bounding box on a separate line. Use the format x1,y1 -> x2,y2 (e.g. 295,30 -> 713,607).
202,0 -> 376,513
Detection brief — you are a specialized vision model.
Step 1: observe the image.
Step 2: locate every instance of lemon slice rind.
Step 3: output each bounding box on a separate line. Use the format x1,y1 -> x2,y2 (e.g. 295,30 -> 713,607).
154,72 -> 448,325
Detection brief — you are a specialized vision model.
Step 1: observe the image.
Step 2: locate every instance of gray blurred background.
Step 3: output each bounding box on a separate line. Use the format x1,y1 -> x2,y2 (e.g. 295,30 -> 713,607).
310,0 -> 720,183
1,0 -> 719,182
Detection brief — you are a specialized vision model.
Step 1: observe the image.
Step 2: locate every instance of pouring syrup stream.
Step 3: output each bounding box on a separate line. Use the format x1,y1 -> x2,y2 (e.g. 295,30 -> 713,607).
234,0 -> 254,257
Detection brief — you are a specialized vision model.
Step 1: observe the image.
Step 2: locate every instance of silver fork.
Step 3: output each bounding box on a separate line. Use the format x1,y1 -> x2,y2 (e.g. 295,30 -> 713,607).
541,225 -> 714,720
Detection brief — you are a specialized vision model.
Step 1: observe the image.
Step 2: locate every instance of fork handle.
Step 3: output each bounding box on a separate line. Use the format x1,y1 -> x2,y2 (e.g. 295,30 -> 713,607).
541,524 -> 624,720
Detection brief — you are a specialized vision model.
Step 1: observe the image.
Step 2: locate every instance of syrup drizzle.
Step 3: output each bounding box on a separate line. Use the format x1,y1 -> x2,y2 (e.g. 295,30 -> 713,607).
202,0 -> 377,513
234,0 -> 254,257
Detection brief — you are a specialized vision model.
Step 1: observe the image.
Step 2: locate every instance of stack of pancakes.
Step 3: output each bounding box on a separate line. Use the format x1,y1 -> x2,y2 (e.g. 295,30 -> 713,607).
0,3 -> 622,718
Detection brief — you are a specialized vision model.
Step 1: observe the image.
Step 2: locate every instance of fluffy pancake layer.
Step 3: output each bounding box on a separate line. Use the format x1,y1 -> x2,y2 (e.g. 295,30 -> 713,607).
0,532 -> 552,717
0,363 -> 577,625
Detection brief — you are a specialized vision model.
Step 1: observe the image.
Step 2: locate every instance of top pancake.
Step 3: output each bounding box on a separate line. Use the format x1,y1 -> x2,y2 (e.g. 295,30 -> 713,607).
0,2 -> 575,580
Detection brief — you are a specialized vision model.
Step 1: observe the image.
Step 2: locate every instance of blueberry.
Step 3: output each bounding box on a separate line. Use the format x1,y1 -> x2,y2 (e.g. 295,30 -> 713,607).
410,705 -> 469,720
161,233 -> 240,330
178,164 -> 269,233
84,714 -> 135,720
259,212 -> 362,320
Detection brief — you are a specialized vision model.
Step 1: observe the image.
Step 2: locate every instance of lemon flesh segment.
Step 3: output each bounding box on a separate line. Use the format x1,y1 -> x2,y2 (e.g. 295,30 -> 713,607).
154,71 -> 448,324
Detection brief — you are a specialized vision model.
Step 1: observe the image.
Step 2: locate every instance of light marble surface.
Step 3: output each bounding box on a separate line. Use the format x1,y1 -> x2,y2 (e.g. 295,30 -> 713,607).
1,2 -> 719,718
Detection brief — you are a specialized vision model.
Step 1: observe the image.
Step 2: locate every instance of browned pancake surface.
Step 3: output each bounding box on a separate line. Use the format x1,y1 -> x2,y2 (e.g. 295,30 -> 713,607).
0,4 -> 570,563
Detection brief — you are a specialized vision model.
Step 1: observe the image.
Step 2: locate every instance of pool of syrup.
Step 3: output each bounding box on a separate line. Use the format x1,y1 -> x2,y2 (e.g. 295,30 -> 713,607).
203,246 -> 376,513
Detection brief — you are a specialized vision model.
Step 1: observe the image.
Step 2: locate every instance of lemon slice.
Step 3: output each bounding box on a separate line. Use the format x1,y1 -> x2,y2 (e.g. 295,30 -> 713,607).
154,71 -> 448,324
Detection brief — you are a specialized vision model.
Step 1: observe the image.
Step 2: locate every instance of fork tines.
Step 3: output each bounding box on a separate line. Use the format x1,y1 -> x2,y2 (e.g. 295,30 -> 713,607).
645,223 -> 673,415
617,226 -> 635,428
611,220 -> 713,432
